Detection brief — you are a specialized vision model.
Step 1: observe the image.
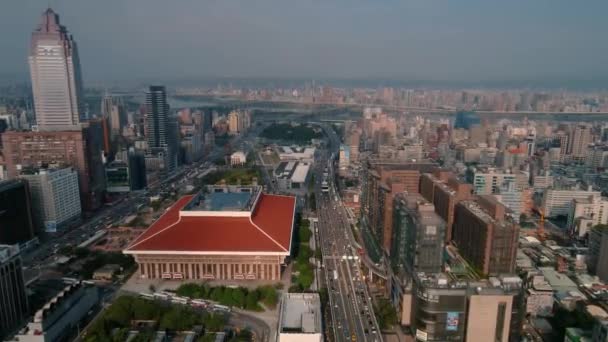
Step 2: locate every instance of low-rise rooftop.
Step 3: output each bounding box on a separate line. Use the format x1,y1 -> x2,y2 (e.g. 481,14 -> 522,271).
279,293 -> 322,334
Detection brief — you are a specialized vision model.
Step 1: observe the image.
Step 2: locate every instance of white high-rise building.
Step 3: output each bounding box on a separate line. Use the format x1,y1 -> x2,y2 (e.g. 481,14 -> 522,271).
567,194 -> 608,238
29,8 -> 85,131
21,167 -> 81,233
541,187 -> 601,218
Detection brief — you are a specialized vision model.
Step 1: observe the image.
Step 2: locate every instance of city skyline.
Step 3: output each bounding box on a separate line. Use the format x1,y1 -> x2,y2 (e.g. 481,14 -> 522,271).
4,4 -> 608,342
1,1 -> 608,85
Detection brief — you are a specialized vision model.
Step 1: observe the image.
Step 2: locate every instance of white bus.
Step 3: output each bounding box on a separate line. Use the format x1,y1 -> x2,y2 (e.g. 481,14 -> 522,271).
213,304 -> 231,312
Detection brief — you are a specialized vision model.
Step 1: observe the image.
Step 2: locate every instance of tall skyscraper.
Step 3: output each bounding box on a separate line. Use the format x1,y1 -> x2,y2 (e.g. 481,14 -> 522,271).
101,92 -> 113,119
228,110 -> 240,134
145,86 -> 176,173
102,94 -> 126,137
0,180 -> 36,245
0,245 -> 28,341
145,86 -> 169,149
29,8 -> 85,130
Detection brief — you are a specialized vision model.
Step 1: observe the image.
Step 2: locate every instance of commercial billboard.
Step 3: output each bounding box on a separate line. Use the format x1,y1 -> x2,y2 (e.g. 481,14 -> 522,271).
446,312 -> 459,331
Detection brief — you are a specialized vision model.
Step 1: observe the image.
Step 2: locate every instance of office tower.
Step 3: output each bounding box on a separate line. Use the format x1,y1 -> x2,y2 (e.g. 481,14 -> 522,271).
145,86 -> 175,173
0,245 -> 28,341
102,94 -> 128,137
203,111 -> 213,132
0,180 -> 35,245
452,197 -> 519,275
228,110 -> 240,134
29,8 -> 84,130
21,167 -> 81,233
145,86 -> 169,149
419,170 -> 473,242
2,128 -> 105,211
587,226 -> 608,283
392,193 -> 445,273
167,118 -> 180,168
101,93 -> 113,119
360,159 -> 436,258
110,105 -> 127,137
127,148 -> 147,191
98,115 -> 111,158
568,124 -> 593,162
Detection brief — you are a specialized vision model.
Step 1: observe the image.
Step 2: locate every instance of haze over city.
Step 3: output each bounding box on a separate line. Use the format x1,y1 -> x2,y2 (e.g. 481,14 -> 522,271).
4,3 -> 608,342
1,0 -> 608,85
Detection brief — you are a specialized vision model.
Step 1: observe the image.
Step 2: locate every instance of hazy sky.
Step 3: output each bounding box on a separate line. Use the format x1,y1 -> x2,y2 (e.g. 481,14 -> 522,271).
1,0 -> 608,83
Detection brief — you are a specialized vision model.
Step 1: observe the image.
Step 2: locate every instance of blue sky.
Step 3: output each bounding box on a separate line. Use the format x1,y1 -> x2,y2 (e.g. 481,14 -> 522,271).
1,0 -> 607,83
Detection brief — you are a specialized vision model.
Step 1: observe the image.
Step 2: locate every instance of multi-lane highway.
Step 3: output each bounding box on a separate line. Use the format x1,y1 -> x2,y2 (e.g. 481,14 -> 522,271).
313,125 -> 382,342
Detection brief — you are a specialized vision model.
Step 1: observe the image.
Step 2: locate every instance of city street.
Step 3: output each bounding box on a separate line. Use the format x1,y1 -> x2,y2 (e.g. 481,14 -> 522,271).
314,126 -> 382,342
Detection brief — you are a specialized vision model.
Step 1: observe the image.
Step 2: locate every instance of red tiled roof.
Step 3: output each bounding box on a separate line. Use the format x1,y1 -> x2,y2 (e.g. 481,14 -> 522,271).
125,193 -> 295,254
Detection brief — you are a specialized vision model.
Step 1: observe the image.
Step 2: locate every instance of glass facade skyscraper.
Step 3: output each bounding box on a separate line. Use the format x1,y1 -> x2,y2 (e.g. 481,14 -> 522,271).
29,8 -> 85,130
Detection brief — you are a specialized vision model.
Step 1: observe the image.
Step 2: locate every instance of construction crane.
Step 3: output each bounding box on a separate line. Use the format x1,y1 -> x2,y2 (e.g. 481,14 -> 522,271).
537,209 -> 546,241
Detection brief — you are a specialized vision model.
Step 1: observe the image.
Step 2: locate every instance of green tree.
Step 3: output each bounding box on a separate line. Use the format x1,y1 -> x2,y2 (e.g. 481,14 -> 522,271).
308,193 -> 316,211
299,224 -> 312,243
209,286 -> 225,302
177,283 -> 203,298
374,298 -> 397,330
245,291 -> 260,311
297,245 -> 312,264
131,298 -> 161,320
112,328 -> 130,342
231,287 -> 247,308
203,314 -> 226,332
198,334 -> 216,342
104,296 -> 133,326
